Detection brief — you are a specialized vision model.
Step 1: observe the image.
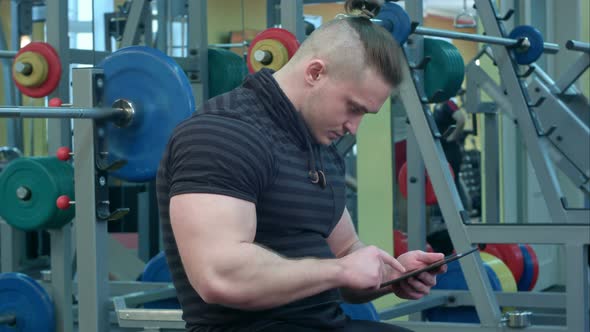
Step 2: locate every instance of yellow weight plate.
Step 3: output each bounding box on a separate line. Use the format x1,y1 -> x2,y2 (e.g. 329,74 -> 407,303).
481,251 -> 517,312
12,51 -> 49,88
249,39 -> 289,72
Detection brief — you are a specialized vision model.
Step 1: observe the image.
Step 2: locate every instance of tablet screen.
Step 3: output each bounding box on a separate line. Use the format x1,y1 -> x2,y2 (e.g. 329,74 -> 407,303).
380,247 -> 479,288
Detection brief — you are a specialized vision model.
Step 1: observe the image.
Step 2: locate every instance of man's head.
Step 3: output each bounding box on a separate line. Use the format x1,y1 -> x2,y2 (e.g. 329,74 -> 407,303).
273,16 -> 404,145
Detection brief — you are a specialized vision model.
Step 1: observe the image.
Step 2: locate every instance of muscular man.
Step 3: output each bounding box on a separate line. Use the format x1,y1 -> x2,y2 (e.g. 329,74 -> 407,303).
157,16 -> 445,332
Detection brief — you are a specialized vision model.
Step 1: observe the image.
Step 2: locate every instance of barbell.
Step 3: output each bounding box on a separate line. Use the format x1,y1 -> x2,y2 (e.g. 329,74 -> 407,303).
0,45 -> 196,231
373,2 -> 559,65
2,45 -> 196,182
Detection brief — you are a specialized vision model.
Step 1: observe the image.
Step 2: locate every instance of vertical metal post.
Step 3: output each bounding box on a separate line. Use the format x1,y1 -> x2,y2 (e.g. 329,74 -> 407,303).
0,13 -> 17,109
73,68 -> 109,332
483,107 -> 500,223
187,0 -> 208,106
46,0 -> 71,146
565,244 -> 589,332
48,226 -> 73,332
0,223 -> 24,272
156,0 -> 169,52
137,182 -> 160,262
280,0 -> 305,42
267,0 -> 280,28
8,0 -> 24,151
120,0 -> 147,47
46,1 -> 74,331
404,0 -> 427,267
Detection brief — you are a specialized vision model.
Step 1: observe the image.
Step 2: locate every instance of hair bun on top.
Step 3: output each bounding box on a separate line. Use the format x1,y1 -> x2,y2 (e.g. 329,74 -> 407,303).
343,0 -> 386,18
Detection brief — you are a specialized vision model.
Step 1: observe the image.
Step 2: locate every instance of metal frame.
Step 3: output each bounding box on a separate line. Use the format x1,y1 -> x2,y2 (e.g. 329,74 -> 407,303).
72,68 -> 110,332
280,0 -> 306,42
188,0 -> 208,106
393,1 -> 589,331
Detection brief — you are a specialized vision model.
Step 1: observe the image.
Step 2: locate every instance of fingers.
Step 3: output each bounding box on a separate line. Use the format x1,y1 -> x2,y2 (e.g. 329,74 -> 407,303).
378,249 -> 406,273
416,251 -> 445,264
398,273 -> 437,299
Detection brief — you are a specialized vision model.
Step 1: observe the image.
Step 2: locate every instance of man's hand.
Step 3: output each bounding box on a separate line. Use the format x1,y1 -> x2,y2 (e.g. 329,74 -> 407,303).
389,251 -> 447,299
338,245 -> 406,290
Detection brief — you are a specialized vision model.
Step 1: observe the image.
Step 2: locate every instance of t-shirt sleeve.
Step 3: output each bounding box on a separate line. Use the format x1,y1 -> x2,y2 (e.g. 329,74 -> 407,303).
167,114 -> 274,203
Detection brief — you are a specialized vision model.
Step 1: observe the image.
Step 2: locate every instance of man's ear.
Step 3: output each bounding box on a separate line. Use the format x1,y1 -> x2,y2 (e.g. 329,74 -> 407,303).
304,59 -> 326,85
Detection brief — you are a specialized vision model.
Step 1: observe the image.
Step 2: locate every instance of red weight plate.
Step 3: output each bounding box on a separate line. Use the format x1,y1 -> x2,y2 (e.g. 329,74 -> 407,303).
393,230 -> 408,258
484,244 -> 524,283
481,244 -> 504,262
13,42 -> 62,98
247,28 -> 300,73
398,162 -> 455,206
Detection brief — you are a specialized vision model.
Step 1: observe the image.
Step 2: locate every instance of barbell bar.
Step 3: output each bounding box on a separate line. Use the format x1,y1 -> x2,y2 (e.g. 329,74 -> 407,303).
413,26 -> 559,54
0,313 -> 16,325
0,50 -> 17,59
566,40 -> 590,53
0,99 -> 134,128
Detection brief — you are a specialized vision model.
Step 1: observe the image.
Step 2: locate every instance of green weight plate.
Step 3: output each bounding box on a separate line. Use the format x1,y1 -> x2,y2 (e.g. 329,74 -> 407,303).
424,38 -> 464,103
435,40 -> 462,90
208,48 -> 247,98
0,157 -> 74,231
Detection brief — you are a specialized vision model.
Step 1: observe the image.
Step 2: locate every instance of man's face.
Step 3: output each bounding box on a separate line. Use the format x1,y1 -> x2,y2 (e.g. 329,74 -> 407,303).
303,68 -> 392,145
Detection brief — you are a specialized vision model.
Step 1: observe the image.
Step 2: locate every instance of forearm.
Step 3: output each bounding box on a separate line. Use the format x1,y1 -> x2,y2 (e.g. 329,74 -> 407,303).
193,242 -> 345,310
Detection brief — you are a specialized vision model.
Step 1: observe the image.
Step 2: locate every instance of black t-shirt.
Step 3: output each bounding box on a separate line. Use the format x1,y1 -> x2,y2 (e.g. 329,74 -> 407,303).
156,69 -> 349,331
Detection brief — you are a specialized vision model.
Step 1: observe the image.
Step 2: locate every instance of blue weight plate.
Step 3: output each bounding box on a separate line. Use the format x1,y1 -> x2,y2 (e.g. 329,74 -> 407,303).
376,2 -> 411,46
517,244 -> 533,291
141,251 -> 180,309
340,302 -> 379,322
100,46 -> 196,182
508,25 -> 544,65
141,251 -> 172,283
0,273 -> 55,332
426,260 -> 501,323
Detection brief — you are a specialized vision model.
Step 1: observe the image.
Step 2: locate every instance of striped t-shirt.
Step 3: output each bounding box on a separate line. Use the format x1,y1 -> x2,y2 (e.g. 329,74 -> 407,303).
156,69 -> 349,331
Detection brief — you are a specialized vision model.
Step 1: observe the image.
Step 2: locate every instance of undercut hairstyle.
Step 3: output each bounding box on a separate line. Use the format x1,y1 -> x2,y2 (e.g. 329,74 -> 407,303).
290,16 -> 403,88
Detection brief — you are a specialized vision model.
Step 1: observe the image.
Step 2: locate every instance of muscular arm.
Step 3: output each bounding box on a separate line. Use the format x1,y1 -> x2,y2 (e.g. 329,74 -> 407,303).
170,193 -> 347,311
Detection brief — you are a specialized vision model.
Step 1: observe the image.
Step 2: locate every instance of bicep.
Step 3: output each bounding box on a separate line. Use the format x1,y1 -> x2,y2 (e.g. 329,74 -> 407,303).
170,193 -> 257,280
326,208 -> 363,258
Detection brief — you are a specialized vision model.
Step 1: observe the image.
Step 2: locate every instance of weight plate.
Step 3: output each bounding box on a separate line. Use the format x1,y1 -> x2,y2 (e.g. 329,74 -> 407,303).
0,273 -> 55,332
247,28 -> 299,73
208,48 -> 247,98
12,51 -> 49,88
424,38 -> 465,103
425,259 -> 501,323
508,25 -> 544,65
0,147 -> 22,173
480,252 -> 517,292
521,244 -> 539,291
140,251 -> 180,309
0,157 -> 74,231
100,46 -> 196,182
375,2 -> 411,46
12,42 -> 61,98
483,244 -> 524,283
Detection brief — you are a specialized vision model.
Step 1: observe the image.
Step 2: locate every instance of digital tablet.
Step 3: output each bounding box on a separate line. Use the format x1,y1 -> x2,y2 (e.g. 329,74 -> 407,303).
380,247 -> 479,288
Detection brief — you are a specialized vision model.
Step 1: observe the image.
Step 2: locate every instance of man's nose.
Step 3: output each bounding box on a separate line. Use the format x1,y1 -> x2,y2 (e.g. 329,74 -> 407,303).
344,118 -> 361,135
